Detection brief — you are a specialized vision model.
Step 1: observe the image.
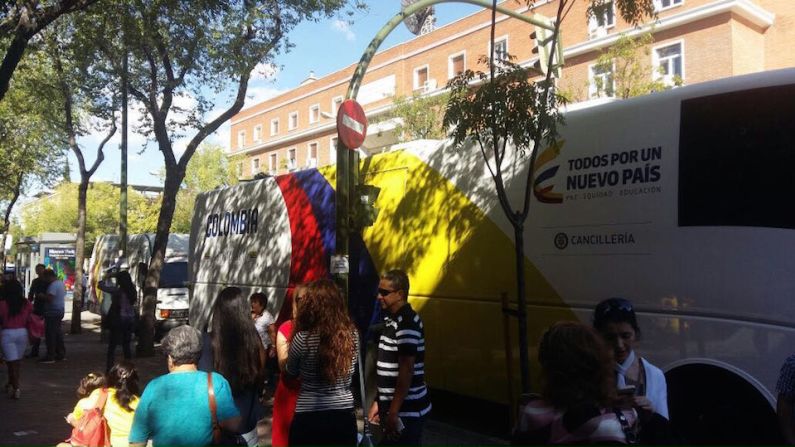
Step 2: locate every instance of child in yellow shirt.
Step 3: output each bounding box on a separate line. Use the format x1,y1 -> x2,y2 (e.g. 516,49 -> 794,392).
65,362 -> 141,447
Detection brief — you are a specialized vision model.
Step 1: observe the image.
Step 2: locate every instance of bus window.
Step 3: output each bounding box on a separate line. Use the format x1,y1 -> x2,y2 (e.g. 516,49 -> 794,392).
678,83 -> 795,229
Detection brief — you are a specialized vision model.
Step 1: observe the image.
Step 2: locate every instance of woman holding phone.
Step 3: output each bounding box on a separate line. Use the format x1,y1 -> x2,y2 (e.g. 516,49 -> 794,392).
593,297 -> 669,420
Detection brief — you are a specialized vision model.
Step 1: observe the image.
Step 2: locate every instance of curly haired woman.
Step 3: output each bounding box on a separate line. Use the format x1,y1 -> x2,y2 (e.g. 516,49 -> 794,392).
284,279 -> 359,446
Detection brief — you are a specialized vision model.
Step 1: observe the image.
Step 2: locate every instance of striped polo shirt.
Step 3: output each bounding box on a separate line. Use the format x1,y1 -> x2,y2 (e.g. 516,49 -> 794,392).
376,303 -> 432,418
285,330 -> 359,413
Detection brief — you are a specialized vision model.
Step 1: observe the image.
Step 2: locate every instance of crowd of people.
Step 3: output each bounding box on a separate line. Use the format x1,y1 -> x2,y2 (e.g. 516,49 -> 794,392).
0,268 -> 427,447
3,265 -> 795,446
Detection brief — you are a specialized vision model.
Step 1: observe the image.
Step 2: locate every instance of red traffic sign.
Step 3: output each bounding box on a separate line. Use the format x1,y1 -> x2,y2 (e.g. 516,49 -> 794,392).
336,99 -> 367,150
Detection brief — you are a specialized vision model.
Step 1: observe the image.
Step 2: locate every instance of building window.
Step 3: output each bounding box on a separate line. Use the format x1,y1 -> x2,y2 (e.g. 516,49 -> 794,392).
589,63 -> 614,98
271,119 -> 279,136
307,142 -> 318,168
491,37 -> 509,65
288,148 -> 297,171
448,52 -> 466,79
655,0 -> 683,10
236,161 -> 243,177
237,131 -> 246,149
253,125 -> 262,143
269,153 -> 278,174
588,1 -> 615,38
414,65 -> 429,90
654,41 -> 684,86
309,104 -> 320,124
330,136 -> 338,165
251,157 -> 260,174
288,112 -> 298,130
331,96 -> 344,116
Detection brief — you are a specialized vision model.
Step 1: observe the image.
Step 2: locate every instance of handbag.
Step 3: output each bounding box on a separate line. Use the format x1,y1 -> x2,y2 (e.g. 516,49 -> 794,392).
69,389 -> 111,447
26,312 -> 44,340
208,372 -> 247,446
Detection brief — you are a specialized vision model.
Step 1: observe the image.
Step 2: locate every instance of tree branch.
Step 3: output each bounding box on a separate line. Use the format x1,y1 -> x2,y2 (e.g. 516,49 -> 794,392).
178,71 -> 251,172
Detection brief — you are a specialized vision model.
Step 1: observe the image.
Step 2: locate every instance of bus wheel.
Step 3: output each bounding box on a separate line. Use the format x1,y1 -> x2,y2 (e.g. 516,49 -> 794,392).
666,364 -> 781,444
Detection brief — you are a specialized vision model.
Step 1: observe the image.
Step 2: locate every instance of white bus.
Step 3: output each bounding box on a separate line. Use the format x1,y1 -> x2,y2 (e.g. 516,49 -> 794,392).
189,68 -> 795,442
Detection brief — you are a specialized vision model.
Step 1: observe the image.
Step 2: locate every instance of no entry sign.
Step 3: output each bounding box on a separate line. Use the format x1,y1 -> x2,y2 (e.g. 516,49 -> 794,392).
336,99 -> 368,150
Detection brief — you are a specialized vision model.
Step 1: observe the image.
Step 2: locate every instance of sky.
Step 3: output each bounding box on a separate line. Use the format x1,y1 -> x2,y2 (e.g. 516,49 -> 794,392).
65,1 -> 484,189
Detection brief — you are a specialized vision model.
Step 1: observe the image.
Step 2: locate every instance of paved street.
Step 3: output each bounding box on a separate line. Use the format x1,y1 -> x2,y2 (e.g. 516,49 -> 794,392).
0,311 -> 507,446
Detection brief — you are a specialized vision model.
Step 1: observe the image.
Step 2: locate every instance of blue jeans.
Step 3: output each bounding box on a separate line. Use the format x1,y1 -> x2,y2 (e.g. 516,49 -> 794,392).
44,312 -> 66,360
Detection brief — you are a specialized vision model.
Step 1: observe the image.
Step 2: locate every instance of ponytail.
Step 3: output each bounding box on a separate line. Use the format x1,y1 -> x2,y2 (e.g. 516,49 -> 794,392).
108,361 -> 140,412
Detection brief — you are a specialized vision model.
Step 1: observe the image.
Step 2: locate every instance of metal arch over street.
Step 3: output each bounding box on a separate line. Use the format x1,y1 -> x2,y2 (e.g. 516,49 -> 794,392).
344,0 -> 559,101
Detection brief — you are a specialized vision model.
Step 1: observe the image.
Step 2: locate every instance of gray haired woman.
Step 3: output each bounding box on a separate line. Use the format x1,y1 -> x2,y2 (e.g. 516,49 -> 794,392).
129,326 -> 241,446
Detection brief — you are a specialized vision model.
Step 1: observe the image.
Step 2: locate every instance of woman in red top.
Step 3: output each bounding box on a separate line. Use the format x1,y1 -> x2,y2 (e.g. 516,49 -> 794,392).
271,284 -> 305,447
0,279 -> 33,399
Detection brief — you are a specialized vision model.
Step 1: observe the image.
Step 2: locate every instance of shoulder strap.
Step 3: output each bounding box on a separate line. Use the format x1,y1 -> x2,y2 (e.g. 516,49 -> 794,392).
96,388 -> 110,411
208,372 -> 222,444
356,333 -> 372,440
208,372 -> 218,424
612,408 -> 637,444
637,357 -> 647,396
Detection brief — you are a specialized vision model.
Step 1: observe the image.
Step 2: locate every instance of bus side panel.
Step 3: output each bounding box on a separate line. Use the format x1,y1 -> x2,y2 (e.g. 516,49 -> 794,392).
189,178 -> 291,330
360,149 -> 573,403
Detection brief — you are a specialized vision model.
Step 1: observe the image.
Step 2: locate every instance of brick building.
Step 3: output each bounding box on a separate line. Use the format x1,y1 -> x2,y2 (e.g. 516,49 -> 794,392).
230,0 -> 794,177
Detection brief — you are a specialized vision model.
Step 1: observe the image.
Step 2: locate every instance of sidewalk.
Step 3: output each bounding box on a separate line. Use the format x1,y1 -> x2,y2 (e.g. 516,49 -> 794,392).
0,312 -> 506,446
0,311 -> 166,445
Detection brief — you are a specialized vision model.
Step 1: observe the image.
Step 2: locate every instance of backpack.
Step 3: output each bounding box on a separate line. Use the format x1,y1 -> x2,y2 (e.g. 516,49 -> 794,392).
69,389 -> 111,447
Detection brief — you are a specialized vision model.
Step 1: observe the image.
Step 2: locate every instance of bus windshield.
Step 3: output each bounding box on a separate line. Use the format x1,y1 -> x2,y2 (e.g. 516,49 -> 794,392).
159,261 -> 187,288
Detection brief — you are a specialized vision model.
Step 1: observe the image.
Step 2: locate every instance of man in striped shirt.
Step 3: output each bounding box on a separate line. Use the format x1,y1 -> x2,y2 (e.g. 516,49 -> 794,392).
369,269 -> 431,445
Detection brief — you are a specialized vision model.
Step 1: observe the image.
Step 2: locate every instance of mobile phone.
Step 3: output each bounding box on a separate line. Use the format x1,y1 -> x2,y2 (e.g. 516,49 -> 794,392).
395,417 -> 405,433
618,385 -> 637,395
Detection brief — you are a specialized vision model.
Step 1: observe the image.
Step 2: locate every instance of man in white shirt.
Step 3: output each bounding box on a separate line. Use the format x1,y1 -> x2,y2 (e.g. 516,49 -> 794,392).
41,269 -> 66,363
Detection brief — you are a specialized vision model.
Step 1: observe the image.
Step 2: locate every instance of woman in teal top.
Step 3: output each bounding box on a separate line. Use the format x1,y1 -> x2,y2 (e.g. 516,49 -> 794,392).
129,326 -> 239,447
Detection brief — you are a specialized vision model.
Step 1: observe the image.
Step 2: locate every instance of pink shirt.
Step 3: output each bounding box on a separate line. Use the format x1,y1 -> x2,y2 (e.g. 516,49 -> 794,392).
0,300 -> 32,329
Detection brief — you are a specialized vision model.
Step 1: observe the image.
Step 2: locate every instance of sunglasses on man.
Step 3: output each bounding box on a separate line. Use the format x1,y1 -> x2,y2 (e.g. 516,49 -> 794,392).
377,288 -> 401,297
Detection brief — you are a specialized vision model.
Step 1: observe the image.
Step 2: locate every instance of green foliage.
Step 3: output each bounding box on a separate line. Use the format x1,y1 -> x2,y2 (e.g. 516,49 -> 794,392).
594,32 -> 681,99
0,49 -> 69,229
20,182 -> 159,243
587,0 -> 657,26
169,143 -> 239,233
376,92 -> 450,142
444,58 -> 566,165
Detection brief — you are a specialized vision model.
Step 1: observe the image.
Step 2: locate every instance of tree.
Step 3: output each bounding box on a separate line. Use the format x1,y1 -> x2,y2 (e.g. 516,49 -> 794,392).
45,17 -> 119,333
169,143 -> 239,233
20,182 -> 160,243
591,31 -> 680,99
443,0 -> 656,394
374,92 -> 450,143
0,49 -> 68,269
88,0 -> 364,355
0,0 -> 100,102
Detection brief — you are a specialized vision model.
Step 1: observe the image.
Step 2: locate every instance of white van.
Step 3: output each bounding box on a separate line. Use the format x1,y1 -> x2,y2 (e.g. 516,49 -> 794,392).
88,233 -> 190,335
189,69 -> 795,442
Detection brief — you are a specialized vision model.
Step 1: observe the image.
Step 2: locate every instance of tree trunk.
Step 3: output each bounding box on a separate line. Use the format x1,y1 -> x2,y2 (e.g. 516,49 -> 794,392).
0,174 -> 23,272
136,169 -> 183,356
0,32 -> 31,103
71,180 -> 89,334
513,220 -> 530,394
